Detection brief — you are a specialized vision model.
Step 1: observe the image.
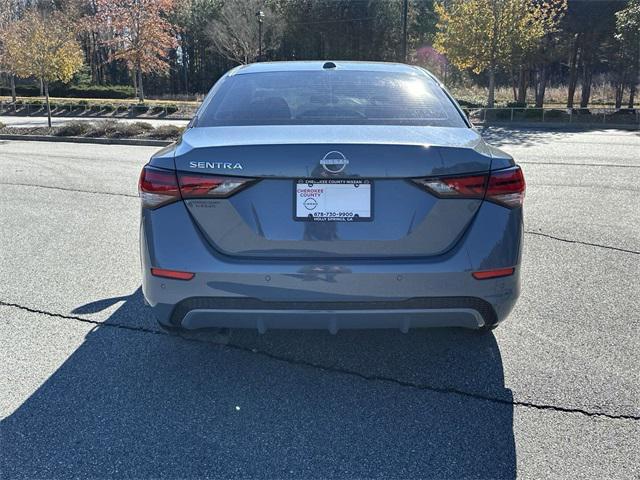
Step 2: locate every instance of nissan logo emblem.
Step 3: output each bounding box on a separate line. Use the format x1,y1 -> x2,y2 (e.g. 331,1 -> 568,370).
320,151 -> 349,174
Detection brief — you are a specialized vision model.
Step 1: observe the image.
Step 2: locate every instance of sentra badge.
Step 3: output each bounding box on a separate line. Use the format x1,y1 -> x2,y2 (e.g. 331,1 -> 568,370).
189,161 -> 243,170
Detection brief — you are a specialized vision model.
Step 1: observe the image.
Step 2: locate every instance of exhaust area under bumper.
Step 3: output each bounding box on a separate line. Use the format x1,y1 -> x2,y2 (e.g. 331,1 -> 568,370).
152,296 -> 504,333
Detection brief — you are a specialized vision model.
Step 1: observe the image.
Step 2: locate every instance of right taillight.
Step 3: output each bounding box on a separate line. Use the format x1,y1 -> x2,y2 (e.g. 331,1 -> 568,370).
485,166 -> 526,208
412,165 -> 525,209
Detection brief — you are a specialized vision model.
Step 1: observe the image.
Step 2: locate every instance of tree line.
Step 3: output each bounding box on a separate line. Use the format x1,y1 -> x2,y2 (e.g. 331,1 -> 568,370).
0,0 -> 638,116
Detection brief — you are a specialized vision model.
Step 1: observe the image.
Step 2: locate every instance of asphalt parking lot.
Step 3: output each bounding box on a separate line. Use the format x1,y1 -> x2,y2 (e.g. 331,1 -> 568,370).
1,128 -> 638,478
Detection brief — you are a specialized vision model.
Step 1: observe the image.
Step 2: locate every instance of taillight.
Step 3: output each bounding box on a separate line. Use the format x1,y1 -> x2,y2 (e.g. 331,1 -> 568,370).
413,174 -> 487,198
138,166 -> 180,209
485,166 -> 526,208
411,166 -> 525,208
138,166 -> 256,209
178,172 -> 255,199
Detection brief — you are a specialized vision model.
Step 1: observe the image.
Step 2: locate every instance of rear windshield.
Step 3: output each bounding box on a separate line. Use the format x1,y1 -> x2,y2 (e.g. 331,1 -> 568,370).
197,70 -> 466,128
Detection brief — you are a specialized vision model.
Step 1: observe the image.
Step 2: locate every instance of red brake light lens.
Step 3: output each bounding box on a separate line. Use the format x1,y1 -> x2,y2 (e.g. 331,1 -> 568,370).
178,173 -> 255,199
138,166 -> 256,209
414,174 -> 487,198
412,166 -> 525,208
138,166 -> 180,209
486,167 -> 526,208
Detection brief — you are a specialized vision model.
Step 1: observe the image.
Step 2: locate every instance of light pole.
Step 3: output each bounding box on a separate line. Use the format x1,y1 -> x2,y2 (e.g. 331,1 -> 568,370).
256,10 -> 265,61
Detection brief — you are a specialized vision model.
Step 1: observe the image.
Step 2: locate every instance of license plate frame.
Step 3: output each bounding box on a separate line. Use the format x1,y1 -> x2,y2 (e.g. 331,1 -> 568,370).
294,179 -> 373,222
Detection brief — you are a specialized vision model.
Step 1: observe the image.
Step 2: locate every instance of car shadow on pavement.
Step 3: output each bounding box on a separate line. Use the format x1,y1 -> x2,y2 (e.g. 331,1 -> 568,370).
1,289 -> 516,479
479,126 -> 575,148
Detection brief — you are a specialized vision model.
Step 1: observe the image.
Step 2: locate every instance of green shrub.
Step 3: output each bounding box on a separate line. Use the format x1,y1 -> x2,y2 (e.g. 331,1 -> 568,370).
132,103 -> 149,113
150,105 -> 164,114
109,122 -> 150,138
544,109 -> 565,119
102,104 -> 115,112
55,121 -> 91,137
64,85 -> 135,99
90,104 -> 102,111
85,120 -> 151,138
0,85 -> 39,97
485,109 -> 511,121
85,120 -> 118,137
456,99 -> 484,108
165,104 -> 179,114
524,109 -> 543,119
116,105 -> 129,113
506,101 -> 527,108
132,121 -> 154,132
78,100 -> 89,106
145,124 -> 184,139
0,84 -> 135,99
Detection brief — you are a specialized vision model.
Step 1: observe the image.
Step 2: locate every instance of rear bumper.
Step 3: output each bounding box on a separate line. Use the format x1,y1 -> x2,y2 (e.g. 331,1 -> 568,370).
168,296 -> 499,332
182,308 -> 484,332
140,200 -> 522,332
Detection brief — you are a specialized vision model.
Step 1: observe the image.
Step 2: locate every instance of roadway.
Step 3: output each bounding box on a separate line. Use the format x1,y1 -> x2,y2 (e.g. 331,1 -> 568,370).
1,128 -> 638,478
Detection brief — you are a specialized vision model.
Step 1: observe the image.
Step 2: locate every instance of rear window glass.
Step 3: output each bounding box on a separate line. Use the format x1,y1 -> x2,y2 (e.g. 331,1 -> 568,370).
197,70 -> 466,128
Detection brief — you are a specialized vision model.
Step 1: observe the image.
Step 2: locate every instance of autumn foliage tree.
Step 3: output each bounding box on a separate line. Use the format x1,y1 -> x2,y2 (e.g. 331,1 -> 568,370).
3,8 -> 83,127
434,0 -> 566,107
0,0 -> 22,103
95,0 -> 177,102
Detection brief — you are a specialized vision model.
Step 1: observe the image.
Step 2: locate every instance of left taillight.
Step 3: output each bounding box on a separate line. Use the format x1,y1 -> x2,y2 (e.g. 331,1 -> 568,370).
138,166 -> 257,209
177,172 -> 255,199
138,166 -> 180,209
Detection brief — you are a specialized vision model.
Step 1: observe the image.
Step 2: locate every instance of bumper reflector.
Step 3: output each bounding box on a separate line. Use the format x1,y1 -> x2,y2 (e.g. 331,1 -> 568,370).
151,268 -> 195,281
472,267 -> 515,280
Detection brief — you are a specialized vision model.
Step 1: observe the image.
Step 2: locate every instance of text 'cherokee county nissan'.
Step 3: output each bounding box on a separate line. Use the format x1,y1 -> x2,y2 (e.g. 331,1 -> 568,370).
139,61 -> 525,334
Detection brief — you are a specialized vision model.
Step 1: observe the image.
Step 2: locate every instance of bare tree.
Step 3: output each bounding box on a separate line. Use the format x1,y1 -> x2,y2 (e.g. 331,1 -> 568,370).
206,0 -> 283,64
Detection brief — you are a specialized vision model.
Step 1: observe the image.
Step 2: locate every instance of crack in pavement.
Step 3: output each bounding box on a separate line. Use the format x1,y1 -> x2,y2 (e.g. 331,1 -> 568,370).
524,231 -> 639,255
2,183 -> 638,255
2,299 -> 638,422
0,182 -> 138,198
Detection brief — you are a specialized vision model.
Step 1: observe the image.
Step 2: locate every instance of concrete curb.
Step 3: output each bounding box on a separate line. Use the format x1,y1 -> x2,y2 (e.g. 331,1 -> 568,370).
0,134 -> 172,147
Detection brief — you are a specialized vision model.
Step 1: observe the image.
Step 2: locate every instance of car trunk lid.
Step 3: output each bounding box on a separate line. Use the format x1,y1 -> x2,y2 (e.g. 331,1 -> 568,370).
173,125 -> 493,259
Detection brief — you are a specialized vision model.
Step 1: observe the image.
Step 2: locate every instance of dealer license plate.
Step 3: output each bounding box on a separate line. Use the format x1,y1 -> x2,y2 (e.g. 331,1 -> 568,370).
294,179 -> 372,222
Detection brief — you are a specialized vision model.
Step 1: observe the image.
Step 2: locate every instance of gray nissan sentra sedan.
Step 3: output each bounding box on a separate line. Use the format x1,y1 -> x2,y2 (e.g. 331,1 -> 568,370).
139,61 -> 525,334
